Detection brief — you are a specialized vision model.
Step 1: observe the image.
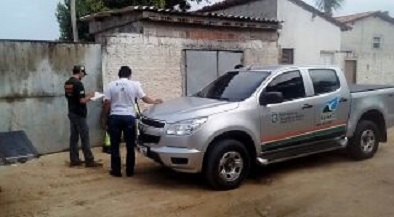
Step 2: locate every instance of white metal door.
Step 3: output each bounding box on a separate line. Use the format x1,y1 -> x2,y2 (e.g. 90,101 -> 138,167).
185,50 -> 217,96
186,50 -> 243,96
218,51 -> 243,76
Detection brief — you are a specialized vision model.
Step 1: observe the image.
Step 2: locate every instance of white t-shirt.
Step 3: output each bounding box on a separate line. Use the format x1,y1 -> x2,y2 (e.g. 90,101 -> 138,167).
104,78 -> 146,116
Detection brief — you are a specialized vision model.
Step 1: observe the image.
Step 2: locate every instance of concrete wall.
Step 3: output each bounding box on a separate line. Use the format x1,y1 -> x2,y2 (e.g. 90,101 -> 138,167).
341,16 -> 394,84
0,40 -> 103,154
101,25 -> 279,103
277,0 -> 342,65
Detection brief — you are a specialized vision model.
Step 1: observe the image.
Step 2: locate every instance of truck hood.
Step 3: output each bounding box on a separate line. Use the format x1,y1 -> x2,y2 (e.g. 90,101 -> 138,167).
142,97 -> 238,123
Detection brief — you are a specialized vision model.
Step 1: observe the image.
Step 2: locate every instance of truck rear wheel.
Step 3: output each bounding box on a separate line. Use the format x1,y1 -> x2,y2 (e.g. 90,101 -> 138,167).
347,120 -> 379,160
204,139 -> 250,190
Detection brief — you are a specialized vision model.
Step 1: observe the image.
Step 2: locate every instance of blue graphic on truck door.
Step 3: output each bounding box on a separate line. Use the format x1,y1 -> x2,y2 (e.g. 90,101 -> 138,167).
321,97 -> 339,123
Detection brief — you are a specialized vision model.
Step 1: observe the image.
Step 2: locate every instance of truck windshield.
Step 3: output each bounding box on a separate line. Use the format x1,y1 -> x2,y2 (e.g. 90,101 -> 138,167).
194,71 -> 271,102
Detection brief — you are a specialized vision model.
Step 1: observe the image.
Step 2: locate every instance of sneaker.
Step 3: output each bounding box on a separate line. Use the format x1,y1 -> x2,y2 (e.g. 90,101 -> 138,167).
102,146 -> 111,154
85,161 -> 103,168
69,161 -> 83,167
110,171 -> 122,177
126,171 -> 134,177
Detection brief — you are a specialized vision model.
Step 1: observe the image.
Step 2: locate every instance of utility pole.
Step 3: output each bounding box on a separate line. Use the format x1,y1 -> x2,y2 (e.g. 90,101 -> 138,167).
70,0 -> 78,42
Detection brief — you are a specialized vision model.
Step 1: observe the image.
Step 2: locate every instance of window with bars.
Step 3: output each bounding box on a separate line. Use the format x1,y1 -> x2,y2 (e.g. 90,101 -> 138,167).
373,36 -> 382,49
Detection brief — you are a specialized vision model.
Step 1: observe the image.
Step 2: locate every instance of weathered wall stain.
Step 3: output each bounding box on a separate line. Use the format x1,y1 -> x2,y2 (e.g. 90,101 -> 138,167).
0,40 -> 103,154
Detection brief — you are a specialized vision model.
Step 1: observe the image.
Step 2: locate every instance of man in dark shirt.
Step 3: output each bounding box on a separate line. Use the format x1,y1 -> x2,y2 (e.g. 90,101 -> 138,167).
64,65 -> 101,168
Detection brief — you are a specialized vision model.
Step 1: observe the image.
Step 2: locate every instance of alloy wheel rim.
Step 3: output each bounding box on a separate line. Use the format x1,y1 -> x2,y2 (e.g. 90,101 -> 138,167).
360,130 -> 375,153
219,151 -> 244,182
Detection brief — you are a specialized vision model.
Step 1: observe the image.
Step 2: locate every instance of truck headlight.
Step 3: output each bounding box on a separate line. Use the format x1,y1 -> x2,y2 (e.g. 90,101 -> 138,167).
166,118 -> 207,136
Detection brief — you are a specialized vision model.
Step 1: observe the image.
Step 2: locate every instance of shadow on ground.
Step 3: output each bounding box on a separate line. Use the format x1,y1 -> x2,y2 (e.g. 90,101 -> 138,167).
130,150 -> 352,190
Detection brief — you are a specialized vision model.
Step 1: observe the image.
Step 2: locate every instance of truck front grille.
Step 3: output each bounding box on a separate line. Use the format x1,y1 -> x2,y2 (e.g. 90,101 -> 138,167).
138,132 -> 161,144
140,117 -> 165,128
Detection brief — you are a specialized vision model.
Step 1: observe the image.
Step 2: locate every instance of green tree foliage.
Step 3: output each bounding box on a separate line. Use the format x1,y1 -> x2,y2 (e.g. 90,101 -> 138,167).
314,0 -> 345,16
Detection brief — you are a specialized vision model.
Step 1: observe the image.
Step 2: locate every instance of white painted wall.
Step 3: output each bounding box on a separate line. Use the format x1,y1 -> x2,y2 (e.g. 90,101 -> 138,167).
341,16 -> 394,84
277,0 -> 342,65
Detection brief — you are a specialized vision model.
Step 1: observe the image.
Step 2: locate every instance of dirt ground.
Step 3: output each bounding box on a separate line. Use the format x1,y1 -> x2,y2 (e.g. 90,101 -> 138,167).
1,131 -> 394,217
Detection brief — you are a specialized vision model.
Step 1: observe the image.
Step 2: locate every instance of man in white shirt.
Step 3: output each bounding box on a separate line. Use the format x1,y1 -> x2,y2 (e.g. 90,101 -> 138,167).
102,66 -> 163,177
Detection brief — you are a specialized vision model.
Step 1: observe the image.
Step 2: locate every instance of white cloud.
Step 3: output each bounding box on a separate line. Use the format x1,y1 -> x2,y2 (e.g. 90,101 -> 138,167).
190,0 -> 225,10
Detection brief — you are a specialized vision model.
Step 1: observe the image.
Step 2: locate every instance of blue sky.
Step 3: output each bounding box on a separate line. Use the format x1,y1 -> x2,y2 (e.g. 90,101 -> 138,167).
0,0 -> 61,40
0,0 -> 393,41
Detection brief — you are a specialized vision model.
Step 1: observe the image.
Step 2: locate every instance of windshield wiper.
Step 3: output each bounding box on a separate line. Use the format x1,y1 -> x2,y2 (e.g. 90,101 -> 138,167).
193,92 -> 204,98
209,97 -> 230,101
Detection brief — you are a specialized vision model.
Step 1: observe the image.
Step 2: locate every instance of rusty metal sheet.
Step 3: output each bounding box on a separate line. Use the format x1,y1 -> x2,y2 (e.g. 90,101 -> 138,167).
0,130 -> 39,165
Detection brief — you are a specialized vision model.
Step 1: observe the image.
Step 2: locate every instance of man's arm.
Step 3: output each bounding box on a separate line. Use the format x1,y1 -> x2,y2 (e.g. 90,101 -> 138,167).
141,96 -> 163,104
76,83 -> 94,104
101,85 -> 112,129
101,99 -> 111,129
135,82 -> 163,104
80,92 -> 94,104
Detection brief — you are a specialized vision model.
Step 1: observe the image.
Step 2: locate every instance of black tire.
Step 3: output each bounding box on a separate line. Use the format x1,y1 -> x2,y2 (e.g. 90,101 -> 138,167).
347,120 -> 380,160
204,139 -> 250,190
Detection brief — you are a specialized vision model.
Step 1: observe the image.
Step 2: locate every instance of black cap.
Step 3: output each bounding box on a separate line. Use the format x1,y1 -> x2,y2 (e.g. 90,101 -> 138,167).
234,64 -> 244,69
73,65 -> 87,75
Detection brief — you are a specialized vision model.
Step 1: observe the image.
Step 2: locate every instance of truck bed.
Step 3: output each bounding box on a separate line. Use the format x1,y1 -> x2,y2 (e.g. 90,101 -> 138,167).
349,84 -> 394,93
347,84 -> 394,138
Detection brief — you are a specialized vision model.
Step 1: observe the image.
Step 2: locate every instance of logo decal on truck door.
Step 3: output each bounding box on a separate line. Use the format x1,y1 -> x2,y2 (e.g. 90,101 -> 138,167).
271,114 -> 279,123
271,112 -> 304,124
320,97 -> 340,123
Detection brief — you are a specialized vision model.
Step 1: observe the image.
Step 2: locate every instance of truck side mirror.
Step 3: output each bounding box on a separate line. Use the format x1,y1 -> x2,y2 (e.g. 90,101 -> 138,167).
260,92 -> 284,105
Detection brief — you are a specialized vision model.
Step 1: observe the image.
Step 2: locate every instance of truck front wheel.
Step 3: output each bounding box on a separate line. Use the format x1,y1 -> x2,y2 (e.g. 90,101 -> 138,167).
204,139 -> 250,190
347,120 -> 379,160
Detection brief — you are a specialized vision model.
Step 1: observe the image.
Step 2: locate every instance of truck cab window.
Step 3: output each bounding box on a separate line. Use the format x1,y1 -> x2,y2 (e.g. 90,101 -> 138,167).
195,71 -> 271,102
309,69 -> 340,95
266,70 -> 306,101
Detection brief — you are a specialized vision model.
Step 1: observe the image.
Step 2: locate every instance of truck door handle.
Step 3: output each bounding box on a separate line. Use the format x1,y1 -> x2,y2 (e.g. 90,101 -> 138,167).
302,104 -> 313,109
340,98 -> 348,103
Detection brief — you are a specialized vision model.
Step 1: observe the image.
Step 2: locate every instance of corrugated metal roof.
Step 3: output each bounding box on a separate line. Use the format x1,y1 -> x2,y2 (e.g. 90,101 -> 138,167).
81,5 -> 280,23
335,11 -> 394,25
198,0 -> 256,12
336,11 -> 379,23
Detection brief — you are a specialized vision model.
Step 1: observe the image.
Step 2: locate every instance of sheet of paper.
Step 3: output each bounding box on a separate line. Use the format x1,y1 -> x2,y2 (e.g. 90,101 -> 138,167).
90,92 -> 105,101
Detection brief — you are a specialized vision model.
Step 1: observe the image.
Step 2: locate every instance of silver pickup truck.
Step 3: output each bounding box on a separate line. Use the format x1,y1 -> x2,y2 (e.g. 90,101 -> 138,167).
137,65 -> 394,190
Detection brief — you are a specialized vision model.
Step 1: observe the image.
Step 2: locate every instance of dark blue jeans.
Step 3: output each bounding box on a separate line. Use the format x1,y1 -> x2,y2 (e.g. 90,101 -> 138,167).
108,115 -> 136,175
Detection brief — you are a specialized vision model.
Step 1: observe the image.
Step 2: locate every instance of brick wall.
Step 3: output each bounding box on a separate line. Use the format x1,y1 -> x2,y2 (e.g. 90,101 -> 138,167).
102,33 -> 279,106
